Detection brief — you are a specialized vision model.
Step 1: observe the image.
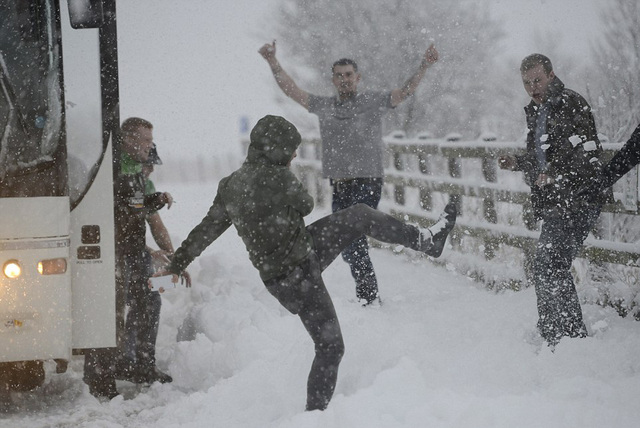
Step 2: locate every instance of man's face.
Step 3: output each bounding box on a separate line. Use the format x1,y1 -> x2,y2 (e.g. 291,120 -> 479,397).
332,64 -> 360,98
287,150 -> 297,167
521,64 -> 555,105
124,126 -> 154,163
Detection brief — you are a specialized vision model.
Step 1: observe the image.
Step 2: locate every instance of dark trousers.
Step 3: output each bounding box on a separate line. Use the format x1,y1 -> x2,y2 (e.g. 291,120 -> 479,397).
533,205 -> 601,346
265,204 -> 420,410
123,251 -> 162,369
84,250 -> 161,388
331,177 -> 383,303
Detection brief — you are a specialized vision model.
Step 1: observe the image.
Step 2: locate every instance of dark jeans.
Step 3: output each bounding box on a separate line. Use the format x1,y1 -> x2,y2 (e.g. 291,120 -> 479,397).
264,204 -> 420,410
533,205 -> 602,346
331,178 -> 383,303
123,251 -> 162,369
84,250 -> 161,390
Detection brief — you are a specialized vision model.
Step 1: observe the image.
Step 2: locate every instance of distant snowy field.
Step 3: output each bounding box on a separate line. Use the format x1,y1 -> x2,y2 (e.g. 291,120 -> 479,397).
3,181 -> 640,428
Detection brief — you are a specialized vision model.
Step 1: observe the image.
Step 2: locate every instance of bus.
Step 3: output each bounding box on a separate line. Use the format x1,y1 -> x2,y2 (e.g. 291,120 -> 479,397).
1,0 -> 121,396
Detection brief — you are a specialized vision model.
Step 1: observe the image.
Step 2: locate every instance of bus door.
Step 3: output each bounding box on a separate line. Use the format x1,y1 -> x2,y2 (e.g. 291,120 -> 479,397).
61,0 -> 118,351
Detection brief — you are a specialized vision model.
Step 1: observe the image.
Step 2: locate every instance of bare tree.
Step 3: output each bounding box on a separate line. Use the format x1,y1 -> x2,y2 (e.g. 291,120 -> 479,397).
271,0 -> 515,139
590,0 -> 640,142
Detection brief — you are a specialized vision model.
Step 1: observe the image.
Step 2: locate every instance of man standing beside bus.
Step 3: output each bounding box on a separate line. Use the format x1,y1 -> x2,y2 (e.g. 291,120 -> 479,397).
84,118 -> 171,399
498,54 -> 608,348
258,40 -> 439,305
117,144 -> 191,385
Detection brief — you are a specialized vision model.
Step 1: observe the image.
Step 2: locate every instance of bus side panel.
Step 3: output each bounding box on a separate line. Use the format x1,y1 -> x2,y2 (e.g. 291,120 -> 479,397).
0,197 -> 72,362
70,137 -> 116,349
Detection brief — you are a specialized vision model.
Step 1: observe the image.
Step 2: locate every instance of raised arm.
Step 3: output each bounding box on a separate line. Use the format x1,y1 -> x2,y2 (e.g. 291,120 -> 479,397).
259,40 -> 310,110
390,43 -> 439,107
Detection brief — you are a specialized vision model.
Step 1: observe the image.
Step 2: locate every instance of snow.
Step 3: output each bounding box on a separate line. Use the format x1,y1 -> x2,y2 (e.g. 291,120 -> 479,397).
569,135 -> 583,147
4,1 -> 637,426
3,181 -> 640,428
584,140 -> 598,152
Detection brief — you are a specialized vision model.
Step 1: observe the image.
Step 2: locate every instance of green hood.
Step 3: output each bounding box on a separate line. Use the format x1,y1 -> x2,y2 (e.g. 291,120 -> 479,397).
248,115 -> 301,166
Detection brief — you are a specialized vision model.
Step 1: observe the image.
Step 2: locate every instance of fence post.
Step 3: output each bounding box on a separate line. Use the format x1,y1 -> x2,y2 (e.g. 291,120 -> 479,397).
445,133 -> 462,214
445,132 -> 463,249
416,132 -> 433,211
389,131 -> 407,205
481,133 -> 498,259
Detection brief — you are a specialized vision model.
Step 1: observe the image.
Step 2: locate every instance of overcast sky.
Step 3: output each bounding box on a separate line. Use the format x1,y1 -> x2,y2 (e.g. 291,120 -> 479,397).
116,0 -> 610,161
489,0 -> 607,63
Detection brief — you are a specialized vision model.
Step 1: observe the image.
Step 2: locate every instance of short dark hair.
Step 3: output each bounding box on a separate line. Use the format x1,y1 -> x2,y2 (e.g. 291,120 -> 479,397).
520,54 -> 553,75
121,117 -> 153,139
332,58 -> 358,74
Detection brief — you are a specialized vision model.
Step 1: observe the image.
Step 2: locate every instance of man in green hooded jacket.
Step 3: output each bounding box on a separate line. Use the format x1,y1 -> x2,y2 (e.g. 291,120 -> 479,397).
159,115 -> 456,411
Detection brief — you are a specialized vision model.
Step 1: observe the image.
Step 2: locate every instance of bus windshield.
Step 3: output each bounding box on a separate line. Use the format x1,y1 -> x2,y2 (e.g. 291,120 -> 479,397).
0,0 -> 63,180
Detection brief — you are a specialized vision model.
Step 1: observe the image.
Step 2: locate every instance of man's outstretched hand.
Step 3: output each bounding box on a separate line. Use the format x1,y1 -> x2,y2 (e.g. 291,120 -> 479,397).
259,40 -> 277,62
422,44 -> 439,67
153,266 -> 192,288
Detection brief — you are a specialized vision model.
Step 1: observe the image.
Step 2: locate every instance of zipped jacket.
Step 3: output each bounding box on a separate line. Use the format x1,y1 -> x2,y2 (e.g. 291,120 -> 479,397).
515,76 -> 607,218
169,116 -> 313,281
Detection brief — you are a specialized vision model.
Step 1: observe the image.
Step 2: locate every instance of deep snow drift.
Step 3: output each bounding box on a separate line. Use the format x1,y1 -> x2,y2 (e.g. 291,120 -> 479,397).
2,182 -> 640,428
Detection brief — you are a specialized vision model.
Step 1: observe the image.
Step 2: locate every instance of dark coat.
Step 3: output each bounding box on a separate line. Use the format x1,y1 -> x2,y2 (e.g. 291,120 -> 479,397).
597,123 -> 640,189
114,160 -> 166,257
515,76 -> 607,218
169,116 -> 314,281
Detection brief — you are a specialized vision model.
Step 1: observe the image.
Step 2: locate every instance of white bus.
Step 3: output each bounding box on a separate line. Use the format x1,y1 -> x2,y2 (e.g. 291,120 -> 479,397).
1,0 -> 122,395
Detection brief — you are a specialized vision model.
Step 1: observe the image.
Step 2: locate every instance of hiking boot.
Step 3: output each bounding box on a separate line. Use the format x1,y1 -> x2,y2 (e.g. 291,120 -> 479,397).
418,202 -> 457,257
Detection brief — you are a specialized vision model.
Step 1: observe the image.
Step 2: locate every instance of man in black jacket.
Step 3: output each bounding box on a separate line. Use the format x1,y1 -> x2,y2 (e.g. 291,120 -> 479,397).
157,115 -> 457,411
499,54 -> 607,348
84,118 -> 170,399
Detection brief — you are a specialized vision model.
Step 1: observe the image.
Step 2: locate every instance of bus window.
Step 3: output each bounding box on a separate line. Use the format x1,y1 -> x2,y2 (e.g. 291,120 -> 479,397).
60,0 -> 106,207
0,0 -> 64,193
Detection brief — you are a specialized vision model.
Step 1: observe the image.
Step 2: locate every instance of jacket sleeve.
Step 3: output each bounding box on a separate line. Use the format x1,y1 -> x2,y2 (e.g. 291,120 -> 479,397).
168,192 -> 232,274
547,97 -> 602,191
278,169 -> 314,216
144,192 -> 166,212
599,123 -> 640,188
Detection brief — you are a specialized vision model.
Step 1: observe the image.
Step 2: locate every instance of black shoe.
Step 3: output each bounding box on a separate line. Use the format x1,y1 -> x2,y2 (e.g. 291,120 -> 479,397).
87,379 -> 119,400
149,367 -> 173,384
418,202 -> 457,257
127,365 -> 173,384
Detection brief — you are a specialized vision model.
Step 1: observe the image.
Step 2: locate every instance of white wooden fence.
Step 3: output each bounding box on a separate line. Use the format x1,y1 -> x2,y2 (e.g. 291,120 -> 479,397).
292,132 -> 640,303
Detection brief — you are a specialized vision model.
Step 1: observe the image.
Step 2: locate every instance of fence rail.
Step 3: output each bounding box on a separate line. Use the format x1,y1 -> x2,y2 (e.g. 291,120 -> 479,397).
293,133 -> 640,289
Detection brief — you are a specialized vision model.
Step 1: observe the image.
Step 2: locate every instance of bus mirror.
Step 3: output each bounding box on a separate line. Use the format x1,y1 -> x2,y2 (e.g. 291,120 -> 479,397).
67,0 -> 104,29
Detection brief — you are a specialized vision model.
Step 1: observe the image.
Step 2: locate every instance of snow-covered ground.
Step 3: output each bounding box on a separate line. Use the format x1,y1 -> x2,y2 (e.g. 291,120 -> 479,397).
3,181 -> 640,428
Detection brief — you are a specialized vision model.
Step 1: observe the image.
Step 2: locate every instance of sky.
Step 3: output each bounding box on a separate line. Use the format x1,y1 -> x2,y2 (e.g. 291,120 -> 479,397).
116,0 -> 610,167
489,0 -> 607,61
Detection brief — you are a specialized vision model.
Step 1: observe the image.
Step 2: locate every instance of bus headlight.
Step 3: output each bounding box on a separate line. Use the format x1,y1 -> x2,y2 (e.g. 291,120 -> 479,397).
3,260 -> 22,279
37,258 -> 67,275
